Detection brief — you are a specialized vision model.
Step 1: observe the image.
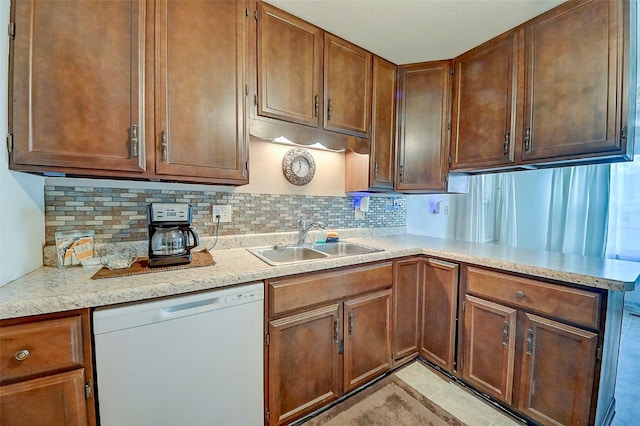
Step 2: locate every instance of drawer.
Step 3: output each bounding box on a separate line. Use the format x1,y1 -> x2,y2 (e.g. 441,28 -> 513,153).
268,262 -> 393,317
0,316 -> 84,382
465,266 -> 601,329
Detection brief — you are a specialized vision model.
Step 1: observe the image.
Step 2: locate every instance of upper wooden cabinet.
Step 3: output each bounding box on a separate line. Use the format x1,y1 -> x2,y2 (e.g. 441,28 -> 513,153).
451,30 -> 522,172
154,0 -> 249,183
323,34 -> 372,138
9,0 -> 249,185
345,56 -> 397,192
254,3 -> 372,141
256,2 -> 322,127
9,0 -> 146,175
521,0 -> 630,164
396,61 -> 451,192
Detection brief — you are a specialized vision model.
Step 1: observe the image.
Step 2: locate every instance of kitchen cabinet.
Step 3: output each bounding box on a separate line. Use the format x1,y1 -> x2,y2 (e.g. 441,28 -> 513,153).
459,265 -> 603,425
396,61 -> 451,192
0,310 -> 96,426
450,30 -> 522,172
392,258 -> 421,361
9,0 -> 249,185
154,0 -> 249,183
265,262 -> 393,425
345,56 -> 397,192
9,0 -> 146,175
419,258 -> 458,373
521,0 -> 631,165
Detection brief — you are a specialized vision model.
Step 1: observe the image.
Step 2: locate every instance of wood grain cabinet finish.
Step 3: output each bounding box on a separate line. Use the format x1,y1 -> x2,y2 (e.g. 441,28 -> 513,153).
419,258 -> 459,373
154,0 -> 248,183
256,2 -> 322,127
451,30 -> 522,171
9,0 -> 145,174
522,0 -> 630,164
265,263 -> 393,425
0,310 -> 96,426
345,56 -> 397,192
392,258 -> 421,361
396,61 -> 451,192
323,33 -> 372,138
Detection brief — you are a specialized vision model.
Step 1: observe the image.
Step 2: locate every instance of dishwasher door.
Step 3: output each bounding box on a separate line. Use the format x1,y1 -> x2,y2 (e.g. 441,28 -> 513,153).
93,283 -> 264,426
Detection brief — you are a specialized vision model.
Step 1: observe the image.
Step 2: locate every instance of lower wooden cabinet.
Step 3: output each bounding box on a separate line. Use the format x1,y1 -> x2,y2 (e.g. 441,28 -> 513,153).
460,265 -> 603,426
265,263 -> 393,425
0,310 -> 96,426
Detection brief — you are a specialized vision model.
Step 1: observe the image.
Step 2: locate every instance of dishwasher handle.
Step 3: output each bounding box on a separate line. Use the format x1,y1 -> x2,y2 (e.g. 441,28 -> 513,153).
161,297 -> 221,318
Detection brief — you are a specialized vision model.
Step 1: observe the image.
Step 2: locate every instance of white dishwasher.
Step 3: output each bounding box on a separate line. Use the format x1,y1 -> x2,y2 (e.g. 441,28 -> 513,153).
93,282 -> 264,426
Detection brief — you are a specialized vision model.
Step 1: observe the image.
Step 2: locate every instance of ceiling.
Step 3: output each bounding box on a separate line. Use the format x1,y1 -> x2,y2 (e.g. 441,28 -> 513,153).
265,0 -> 566,64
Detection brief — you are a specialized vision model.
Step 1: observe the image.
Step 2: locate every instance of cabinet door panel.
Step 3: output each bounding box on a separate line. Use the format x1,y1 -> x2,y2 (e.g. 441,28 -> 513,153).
11,0 -> 145,173
396,61 -> 450,192
518,313 -> 598,425
462,294 -> 516,404
268,304 -> 341,426
344,289 -> 392,392
324,34 -> 371,137
523,0 -> 625,162
257,3 -> 322,127
393,259 -> 421,360
451,30 -> 521,170
369,56 -> 397,190
155,0 -> 248,182
0,369 -> 87,426
420,259 -> 458,372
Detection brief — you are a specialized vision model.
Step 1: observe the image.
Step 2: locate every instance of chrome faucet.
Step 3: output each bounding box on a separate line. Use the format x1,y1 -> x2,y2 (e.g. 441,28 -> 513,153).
297,219 -> 326,245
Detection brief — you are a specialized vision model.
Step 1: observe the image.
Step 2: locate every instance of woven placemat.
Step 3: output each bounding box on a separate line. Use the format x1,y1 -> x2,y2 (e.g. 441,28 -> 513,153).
90,250 -> 215,280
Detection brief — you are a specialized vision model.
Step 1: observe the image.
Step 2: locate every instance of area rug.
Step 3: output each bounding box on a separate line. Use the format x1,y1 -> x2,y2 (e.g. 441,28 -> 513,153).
302,374 -> 464,426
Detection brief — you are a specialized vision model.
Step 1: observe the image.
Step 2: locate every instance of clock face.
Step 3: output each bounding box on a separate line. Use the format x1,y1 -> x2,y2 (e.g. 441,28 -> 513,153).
283,148 -> 316,185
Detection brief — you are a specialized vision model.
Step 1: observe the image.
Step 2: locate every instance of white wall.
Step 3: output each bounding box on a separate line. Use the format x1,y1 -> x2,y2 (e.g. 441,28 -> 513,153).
0,0 -> 46,286
406,194 -> 458,239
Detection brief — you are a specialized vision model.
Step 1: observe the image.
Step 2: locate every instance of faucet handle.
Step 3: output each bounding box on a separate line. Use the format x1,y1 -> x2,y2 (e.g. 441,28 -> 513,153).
298,219 -> 307,230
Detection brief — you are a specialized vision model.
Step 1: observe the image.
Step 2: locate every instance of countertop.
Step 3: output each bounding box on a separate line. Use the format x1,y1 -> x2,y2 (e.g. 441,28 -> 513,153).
2,234 -> 640,320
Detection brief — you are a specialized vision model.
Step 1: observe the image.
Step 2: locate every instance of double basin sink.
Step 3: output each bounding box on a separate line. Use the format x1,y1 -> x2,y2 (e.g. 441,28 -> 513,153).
248,241 -> 384,266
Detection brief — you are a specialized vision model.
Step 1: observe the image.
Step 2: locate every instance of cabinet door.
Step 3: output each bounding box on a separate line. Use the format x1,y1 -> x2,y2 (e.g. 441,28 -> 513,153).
344,289 -> 392,392
0,369 -> 88,426
324,34 -> 372,137
518,313 -> 598,426
393,259 -> 421,361
369,56 -> 397,190
155,0 -> 248,183
451,30 -> 521,171
257,2 -> 322,127
10,0 -> 145,174
268,304 -> 341,426
462,294 -> 516,404
396,61 -> 451,192
419,259 -> 459,373
522,0 -> 628,162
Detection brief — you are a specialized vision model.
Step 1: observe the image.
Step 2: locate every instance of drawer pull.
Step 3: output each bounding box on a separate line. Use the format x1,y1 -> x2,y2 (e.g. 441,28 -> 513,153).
526,328 -> 535,355
14,349 -> 30,361
516,290 -> 525,298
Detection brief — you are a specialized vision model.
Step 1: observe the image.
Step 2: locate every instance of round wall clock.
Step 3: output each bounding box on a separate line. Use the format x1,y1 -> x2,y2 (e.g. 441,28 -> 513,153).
282,148 -> 316,186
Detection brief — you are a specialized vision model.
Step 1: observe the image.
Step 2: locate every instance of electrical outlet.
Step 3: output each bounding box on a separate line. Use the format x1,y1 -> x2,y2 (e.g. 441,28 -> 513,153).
212,205 -> 232,223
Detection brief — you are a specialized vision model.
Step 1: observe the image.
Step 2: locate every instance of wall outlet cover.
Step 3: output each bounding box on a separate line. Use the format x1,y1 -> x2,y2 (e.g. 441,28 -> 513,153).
212,205 -> 232,223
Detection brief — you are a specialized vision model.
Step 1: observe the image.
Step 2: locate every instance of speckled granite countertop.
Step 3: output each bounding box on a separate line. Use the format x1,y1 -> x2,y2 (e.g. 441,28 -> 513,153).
2,233 -> 639,320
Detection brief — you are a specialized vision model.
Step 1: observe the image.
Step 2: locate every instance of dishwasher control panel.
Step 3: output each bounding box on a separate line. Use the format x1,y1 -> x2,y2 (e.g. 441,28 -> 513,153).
222,288 -> 263,307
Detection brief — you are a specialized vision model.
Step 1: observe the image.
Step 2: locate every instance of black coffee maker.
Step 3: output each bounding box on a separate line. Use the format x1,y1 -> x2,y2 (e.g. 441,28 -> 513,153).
147,203 -> 200,267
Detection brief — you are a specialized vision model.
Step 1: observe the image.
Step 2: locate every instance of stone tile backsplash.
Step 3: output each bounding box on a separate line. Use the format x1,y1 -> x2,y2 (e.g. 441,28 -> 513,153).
44,186 -> 406,244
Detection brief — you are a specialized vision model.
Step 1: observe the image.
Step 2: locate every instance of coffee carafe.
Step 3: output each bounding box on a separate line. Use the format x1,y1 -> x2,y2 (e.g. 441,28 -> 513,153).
147,203 -> 200,267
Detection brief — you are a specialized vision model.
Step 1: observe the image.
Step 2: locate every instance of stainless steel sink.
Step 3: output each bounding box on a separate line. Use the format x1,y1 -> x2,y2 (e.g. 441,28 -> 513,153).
247,241 -> 383,266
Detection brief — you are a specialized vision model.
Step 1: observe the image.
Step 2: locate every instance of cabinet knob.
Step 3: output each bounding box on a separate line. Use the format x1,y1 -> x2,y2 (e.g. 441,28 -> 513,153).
516,290 -> 525,298
14,349 -> 30,361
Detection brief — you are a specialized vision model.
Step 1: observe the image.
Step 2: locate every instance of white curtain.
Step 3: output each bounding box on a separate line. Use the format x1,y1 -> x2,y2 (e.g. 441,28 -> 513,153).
546,164 -> 610,258
455,173 -> 517,246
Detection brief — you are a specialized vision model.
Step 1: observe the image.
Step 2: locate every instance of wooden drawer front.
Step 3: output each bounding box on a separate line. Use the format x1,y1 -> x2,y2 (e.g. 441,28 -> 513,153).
465,266 -> 601,329
0,316 -> 84,382
268,262 -> 393,317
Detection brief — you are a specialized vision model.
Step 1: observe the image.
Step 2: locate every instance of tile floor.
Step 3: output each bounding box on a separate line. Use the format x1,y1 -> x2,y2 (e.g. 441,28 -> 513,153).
611,310 -> 640,425
398,310 -> 640,425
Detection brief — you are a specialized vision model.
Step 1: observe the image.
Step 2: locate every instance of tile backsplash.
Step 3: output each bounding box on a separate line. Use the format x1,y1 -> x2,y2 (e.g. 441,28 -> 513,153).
44,185 -> 406,244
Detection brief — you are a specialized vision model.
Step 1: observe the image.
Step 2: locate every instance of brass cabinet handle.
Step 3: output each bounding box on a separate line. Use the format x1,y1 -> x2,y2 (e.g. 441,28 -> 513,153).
161,130 -> 168,162
130,125 -> 139,157
14,349 -> 30,361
